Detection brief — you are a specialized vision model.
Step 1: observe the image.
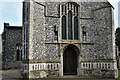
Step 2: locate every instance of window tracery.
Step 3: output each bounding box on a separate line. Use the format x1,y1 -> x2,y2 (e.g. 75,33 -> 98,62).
61,2 -> 79,40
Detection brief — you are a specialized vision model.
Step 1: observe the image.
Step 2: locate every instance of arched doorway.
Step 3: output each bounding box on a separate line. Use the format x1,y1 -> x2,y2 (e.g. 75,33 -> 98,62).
63,45 -> 78,75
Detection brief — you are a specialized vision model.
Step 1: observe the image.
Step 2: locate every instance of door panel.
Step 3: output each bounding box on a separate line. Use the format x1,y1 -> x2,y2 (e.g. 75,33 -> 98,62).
63,47 -> 77,75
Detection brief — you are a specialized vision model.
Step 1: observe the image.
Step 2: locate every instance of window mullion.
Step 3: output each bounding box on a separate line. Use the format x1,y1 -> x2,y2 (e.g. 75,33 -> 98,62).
66,11 -> 68,40
73,16 -> 74,40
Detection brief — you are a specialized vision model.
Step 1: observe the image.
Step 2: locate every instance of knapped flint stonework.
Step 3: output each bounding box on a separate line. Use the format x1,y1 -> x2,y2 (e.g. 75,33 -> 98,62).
22,0 -> 118,79
2,23 -> 22,69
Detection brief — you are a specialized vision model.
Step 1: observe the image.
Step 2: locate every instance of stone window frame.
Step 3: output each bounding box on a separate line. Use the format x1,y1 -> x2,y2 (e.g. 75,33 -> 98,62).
15,43 -> 22,61
60,2 -> 80,40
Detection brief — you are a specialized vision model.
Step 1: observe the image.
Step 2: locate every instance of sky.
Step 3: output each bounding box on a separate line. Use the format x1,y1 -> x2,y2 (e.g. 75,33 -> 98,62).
0,0 -> 120,34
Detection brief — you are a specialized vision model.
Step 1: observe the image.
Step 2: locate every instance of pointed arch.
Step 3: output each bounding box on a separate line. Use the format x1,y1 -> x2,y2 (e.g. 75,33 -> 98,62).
63,44 -> 79,75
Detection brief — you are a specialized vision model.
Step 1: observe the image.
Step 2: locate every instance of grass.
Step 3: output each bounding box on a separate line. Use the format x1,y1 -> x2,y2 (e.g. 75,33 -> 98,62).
117,70 -> 120,80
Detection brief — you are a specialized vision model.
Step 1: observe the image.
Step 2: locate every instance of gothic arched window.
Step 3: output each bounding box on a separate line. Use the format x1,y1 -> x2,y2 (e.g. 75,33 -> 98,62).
61,2 -> 79,40
16,43 -> 22,61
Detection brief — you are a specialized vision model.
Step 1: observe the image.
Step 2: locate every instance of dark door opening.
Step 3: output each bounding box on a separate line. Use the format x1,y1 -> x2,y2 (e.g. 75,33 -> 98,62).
63,46 -> 78,75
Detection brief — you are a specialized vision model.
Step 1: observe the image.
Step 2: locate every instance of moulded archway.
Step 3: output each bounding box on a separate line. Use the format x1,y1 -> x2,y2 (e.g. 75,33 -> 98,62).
63,44 -> 79,75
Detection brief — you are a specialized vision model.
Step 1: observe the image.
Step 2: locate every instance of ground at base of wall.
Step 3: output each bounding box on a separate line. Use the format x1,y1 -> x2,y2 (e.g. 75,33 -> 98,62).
2,78 -> 116,80
1,69 -> 119,80
2,69 -> 23,80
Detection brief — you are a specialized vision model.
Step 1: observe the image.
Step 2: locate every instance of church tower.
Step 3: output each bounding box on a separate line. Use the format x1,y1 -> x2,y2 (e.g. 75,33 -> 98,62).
22,0 -> 118,78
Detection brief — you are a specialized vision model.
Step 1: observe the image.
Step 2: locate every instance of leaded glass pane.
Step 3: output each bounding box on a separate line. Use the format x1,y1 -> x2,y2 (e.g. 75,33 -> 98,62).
68,11 -> 73,39
74,16 -> 79,39
62,16 -> 67,39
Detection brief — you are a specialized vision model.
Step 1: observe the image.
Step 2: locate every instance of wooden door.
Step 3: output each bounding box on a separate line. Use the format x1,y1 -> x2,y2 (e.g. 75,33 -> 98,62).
63,47 -> 78,75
